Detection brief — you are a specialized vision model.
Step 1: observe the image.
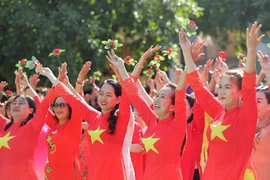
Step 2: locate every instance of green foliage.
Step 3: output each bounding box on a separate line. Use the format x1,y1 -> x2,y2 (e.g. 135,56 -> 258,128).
0,0 -> 202,88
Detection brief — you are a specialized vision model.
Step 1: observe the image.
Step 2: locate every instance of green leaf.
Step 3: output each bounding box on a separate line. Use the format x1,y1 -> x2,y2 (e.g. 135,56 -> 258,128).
35,67 -> 39,73
15,63 -> 21,68
49,53 -> 54,57
104,46 -> 110,49
29,63 -> 35,70
117,43 -> 123,47
268,43 -> 270,48
101,41 -> 108,44
26,61 -> 32,68
32,56 -> 37,62
46,166 -> 52,173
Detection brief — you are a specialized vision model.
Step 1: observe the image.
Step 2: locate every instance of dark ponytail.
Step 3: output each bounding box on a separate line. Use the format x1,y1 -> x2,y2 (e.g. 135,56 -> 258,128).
4,95 -> 36,131
100,79 -> 122,135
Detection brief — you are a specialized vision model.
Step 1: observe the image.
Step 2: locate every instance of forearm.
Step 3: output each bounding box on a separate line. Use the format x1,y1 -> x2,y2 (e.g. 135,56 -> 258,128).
136,80 -> 153,106
183,51 -> 197,73
245,49 -> 256,73
118,64 -> 130,81
24,84 -> 38,97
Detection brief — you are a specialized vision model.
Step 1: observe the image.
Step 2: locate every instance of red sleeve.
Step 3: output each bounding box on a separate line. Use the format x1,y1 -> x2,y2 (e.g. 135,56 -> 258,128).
30,87 -> 57,132
0,114 -> 10,130
132,122 -> 143,148
192,102 -> 205,134
53,83 -> 100,125
33,95 -> 41,108
122,78 -> 157,129
239,72 -> 257,134
114,89 -> 132,137
186,70 -> 224,120
173,90 -> 187,130
45,110 -> 57,129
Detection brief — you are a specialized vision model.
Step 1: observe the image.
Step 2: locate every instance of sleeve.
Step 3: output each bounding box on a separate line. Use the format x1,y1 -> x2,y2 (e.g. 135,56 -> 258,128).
45,110 -> 57,129
192,102 -> 205,134
239,72 -> 257,134
132,122 -> 143,148
186,70 -> 224,120
122,78 -> 158,129
53,83 -> 100,125
0,114 -> 10,130
30,88 -> 57,132
115,89 -> 132,137
33,95 -> 42,108
173,89 -> 187,130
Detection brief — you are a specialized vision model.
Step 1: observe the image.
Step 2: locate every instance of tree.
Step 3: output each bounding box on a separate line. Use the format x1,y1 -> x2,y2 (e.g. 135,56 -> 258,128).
0,0 -> 202,88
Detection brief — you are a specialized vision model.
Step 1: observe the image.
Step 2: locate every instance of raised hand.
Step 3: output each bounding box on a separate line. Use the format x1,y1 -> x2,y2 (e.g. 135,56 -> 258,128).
246,22 -> 264,50
17,70 -> 30,88
131,45 -> 162,78
176,68 -> 187,90
191,42 -> 205,62
29,74 -> 40,89
106,49 -> 124,68
0,81 -> 8,91
110,64 -> 123,83
37,64 -> 54,78
257,50 -> 270,72
179,28 -> 192,52
201,59 -> 213,84
214,58 -> 228,75
78,61 -> 92,82
173,66 -> 182,84
58,62 -> 68,83
212,69 -> 221,84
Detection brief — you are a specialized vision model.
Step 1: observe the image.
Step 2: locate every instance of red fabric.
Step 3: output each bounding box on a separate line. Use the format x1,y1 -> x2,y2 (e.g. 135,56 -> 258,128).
130,122 -> 144,180
186,70 -> 258,180
180,102 -> 205,180
122,79 -> 186,180
0,91 -> 55,179
53,82 -> 131,180
44,84 -> 82,180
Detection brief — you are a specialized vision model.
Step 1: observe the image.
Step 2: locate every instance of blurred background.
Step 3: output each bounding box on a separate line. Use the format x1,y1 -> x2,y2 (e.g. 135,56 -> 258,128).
0,0 -> 269,89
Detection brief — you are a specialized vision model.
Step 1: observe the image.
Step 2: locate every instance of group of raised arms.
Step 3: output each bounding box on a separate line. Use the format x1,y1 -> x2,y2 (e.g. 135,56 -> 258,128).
0,22 -> 269,180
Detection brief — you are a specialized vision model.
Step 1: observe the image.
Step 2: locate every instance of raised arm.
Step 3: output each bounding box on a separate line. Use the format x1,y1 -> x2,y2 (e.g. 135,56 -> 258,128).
239,23 -> 264,129
37,64 -> 100,125
179,29 -> 223,119
75,61 -> 92,96
106,50 -> 158,128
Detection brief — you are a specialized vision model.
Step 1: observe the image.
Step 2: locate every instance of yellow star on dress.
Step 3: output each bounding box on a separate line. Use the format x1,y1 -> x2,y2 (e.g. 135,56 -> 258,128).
142,133 -> 160,154
210,122 -> 231,142
244,168 -> 255,180
0,132 -> 15,149
88,126 -> 106,144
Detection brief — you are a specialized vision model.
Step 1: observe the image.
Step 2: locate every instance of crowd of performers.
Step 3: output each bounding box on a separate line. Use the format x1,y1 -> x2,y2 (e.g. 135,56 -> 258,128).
0,22 -> 269,180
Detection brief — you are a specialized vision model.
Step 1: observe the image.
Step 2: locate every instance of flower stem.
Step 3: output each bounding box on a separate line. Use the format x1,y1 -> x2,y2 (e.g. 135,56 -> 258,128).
57,56 -> 61,67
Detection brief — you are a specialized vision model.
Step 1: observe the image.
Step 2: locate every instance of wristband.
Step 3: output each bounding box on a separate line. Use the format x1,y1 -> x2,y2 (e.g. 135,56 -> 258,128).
76,78 -> 84,85
24,85 -> 30,91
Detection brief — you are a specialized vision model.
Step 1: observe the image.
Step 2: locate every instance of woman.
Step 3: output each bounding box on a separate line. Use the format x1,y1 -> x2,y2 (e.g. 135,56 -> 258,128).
180,23 -> 263,179
4,96 -> 15,119
38,64 -> 133,180
106,49 -> 187,179
180,95 -> 205,180
0,83 -> 55,179
252,51 -> 270,180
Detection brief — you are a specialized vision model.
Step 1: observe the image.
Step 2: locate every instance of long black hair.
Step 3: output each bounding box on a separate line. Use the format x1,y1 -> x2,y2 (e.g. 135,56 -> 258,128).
4,95 -> 36,131
100,79 -> 122,135
186,94 -> 194,124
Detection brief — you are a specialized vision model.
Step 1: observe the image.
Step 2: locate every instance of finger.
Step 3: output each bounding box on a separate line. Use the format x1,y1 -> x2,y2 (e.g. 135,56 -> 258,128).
257,34 -> 265,43
107,51 -> 114,60
255,24 -> 262,35
250,22 -> 256,35
198,53 -> 205,59
106,56 -> 113,63
246,28 -> 249,38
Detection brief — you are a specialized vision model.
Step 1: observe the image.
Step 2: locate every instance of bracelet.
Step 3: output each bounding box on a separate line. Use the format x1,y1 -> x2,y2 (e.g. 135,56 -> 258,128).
76,78 -> 84,86
24,85 -> 30,91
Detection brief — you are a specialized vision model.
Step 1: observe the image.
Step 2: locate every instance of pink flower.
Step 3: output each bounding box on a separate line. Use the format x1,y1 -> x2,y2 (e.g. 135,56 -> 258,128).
166,48 -> 173,54
147,68 -> 153,74
189,20 -> 196,25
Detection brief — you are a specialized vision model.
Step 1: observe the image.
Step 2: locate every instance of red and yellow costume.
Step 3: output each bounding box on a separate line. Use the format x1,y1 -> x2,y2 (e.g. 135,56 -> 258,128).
181,102 -> 205,180
122,79 -> 186,180
0,92 -> 54,179
53,82 -> 131,180
186,70 -> 257,180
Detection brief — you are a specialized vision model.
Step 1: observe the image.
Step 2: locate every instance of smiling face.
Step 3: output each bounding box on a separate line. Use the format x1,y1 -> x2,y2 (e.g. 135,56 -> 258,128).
52,96 -> 71,121
256,91 -> 270,121
11,96 -> 34,121
153,86 -> 175,120
98,82 -> 120,114
218,76 -> 241,110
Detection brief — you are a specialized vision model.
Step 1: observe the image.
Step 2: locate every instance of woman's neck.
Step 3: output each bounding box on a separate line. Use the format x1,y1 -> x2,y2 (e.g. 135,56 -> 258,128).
258,115 -> 270,128
58,118 -> 68,125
